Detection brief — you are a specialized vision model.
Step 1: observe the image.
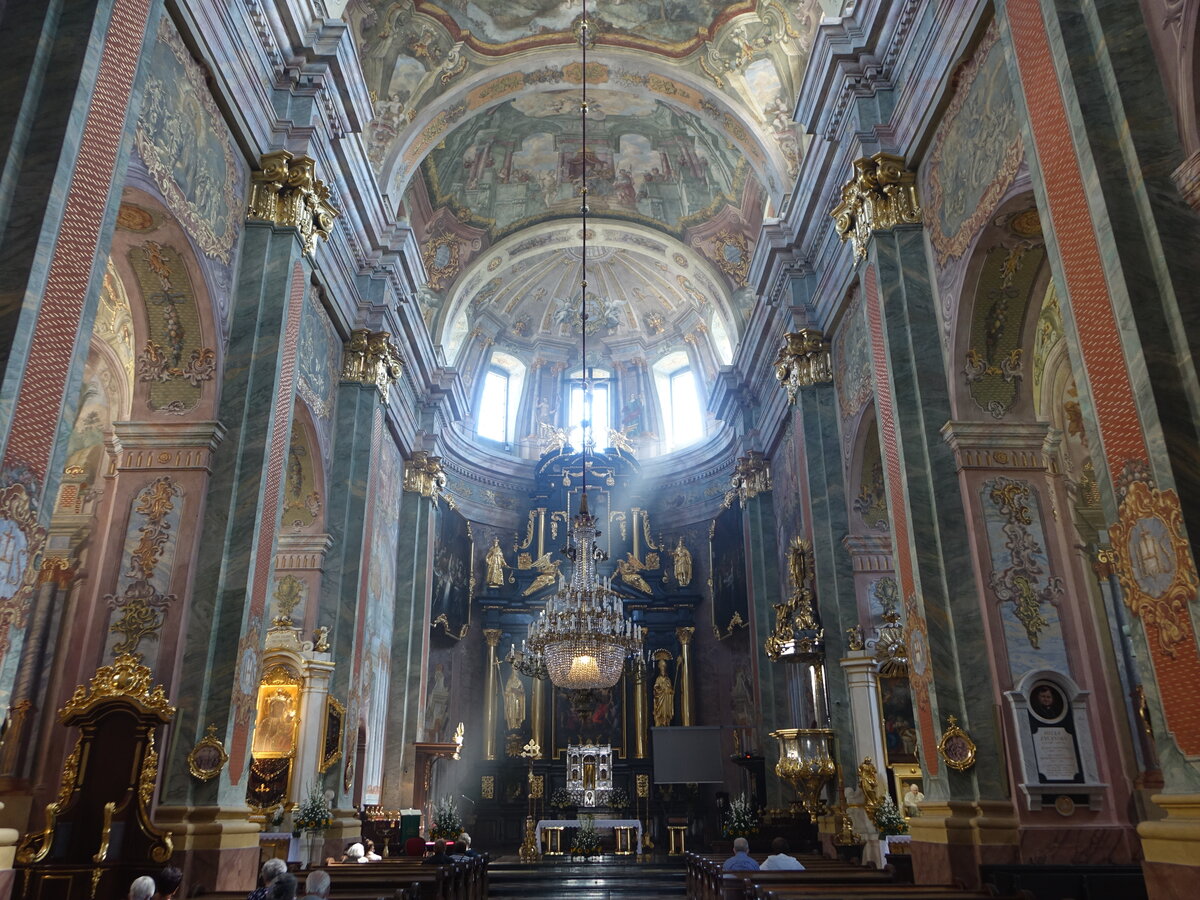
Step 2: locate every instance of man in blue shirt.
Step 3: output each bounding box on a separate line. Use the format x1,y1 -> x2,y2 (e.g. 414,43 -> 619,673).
723,837 -> 760,870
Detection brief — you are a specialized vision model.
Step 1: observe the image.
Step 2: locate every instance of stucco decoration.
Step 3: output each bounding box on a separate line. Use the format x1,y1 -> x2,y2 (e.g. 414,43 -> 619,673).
128,242 -> 215,414
281,421 -> 322,532
923,20 -> 1022,265
135,17 -> 242,263
296,288 -> 340,426
980,478 -> 1069,677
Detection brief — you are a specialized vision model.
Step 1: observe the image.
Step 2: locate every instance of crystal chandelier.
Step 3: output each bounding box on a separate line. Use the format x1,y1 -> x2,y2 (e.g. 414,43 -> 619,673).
513,0 -> 642,692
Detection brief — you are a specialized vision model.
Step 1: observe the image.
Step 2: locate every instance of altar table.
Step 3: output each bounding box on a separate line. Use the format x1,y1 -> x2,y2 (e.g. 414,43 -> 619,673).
535,818 -> 642,854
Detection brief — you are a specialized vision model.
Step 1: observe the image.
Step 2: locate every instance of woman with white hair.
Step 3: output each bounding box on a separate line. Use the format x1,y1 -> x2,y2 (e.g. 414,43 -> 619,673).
247,858 -> 288,900
128,876 -> 156,900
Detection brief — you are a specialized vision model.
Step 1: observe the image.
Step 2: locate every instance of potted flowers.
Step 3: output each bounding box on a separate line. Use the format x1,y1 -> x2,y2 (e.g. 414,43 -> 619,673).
722,793 -> 758,840
430,796 -> 462,841
293,784 -> 333,867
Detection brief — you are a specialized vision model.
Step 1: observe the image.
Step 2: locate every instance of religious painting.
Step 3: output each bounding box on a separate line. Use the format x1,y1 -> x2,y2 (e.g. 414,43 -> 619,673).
135,17 -> 242,263
1028,680 -> 1068,725
430,504 -> 473,639
251,682 -> 299,758
892,766 -> 924,818
552,682 -> 625,757
880,676 -> 918,765
709,504 -> 748,640
296,287 -> 340,425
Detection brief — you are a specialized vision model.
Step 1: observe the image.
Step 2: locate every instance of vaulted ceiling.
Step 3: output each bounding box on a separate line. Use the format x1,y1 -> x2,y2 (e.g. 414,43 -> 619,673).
345,0 -> 823,371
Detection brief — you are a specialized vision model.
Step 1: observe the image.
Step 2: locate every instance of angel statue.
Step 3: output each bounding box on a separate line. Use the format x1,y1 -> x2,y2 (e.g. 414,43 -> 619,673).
522,553 -> 562,596
616,553 -> 653,594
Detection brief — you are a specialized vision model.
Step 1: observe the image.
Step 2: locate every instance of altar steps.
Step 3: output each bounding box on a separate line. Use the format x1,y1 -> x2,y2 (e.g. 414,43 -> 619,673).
487,859 -> 686,898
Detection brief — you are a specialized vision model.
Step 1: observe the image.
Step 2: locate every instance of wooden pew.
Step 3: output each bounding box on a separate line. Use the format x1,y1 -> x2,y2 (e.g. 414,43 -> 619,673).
719,868 -> 896,900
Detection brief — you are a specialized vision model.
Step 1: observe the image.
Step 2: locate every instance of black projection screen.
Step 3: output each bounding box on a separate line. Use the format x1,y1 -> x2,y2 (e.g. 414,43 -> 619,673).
652,727 -> 725,783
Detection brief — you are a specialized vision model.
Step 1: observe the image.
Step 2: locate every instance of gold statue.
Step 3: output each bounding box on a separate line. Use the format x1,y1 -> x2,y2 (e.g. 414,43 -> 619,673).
788,537 -> 811,591
672,537 -> 692,587
616,553 -> 653,594
485,537 -> 509,587
538,422 -> 570,454
503,666 -> 526,731
523,553 -> 562,596
857,756 -> 882,816
652,655 -> 675,727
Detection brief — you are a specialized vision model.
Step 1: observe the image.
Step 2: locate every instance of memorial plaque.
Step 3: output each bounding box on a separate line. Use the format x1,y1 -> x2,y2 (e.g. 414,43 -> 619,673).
1033,727 -> 1079,781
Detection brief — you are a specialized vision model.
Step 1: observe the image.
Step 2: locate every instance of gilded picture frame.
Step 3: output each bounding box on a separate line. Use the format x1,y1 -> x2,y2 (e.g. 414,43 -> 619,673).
187,723 -> 228,781
937,715 -> 977,771
251,681 -> 300,759
320,697 -> 345,773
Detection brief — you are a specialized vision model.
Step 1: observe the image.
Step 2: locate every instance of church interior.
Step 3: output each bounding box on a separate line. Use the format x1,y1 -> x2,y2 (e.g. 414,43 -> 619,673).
0,0 -> 1199,897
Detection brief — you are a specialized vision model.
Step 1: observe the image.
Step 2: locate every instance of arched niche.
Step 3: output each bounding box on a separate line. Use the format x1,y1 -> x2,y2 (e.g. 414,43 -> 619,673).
947,190 -> 1052,425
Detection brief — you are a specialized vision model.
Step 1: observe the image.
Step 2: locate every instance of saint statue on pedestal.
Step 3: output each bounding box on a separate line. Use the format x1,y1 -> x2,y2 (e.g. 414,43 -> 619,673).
504,665 -> 526,731
652,655 -> 675,727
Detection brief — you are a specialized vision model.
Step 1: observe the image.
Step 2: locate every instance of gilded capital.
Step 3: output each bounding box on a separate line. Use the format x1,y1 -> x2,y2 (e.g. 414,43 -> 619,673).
676,626 -> 695,647
403,450 -> 447,499
483,628 -> 503,648
774,328 -> 832,404
724,451 -> 772,507
247,150 -> 340,256
831,152 -> 922,261
342,329 -> 404,403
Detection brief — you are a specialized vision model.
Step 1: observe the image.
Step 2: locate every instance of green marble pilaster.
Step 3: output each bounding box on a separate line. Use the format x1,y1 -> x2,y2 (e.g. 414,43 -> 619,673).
163,221 -> 308,809
868,225 -> 1004,803
320,384 -> 379,805
382,488 -> 433,808
743,492 -> 788,806
797,382 -> 860,777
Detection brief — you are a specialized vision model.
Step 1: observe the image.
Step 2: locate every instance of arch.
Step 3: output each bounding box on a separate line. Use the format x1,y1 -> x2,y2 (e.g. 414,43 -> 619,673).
280,402 -> 328,536
844,403 -> 889,536
947,190 -> 1052,424
109,187 -> 224,421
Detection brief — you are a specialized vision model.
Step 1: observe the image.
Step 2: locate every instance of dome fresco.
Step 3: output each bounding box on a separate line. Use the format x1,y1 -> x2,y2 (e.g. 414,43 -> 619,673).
345,0 -> 825,451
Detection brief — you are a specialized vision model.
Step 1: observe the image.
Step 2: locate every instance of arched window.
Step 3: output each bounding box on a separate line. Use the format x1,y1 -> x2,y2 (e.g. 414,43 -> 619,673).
567,367 -> 611,450
653,352 -> 703,449
477,351 -> 525,444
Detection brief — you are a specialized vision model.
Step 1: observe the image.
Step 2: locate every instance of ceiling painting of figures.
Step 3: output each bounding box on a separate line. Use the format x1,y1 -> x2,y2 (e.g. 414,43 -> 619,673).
416,92 -> 755,243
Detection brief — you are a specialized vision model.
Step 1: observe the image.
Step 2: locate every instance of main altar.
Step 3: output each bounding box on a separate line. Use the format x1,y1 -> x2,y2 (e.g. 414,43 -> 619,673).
455,443 -> 719,852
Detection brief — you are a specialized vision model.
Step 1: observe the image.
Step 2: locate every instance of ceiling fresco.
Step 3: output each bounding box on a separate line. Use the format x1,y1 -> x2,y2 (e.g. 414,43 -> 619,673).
418,91 -> 751,242
342,0 -> 824,381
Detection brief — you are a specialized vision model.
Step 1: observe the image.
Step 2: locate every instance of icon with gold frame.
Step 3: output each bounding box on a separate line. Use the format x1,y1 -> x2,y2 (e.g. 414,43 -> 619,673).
252,682 -> 300,758
187,723 -> 229,781
937,715 -> 977,771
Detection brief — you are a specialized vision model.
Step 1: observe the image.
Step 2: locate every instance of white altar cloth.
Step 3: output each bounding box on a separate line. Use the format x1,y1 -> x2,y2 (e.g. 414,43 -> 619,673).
535,818 -> 642,854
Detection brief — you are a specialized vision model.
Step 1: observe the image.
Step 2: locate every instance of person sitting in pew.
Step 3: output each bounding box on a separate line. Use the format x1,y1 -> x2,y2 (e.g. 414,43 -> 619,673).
341,843 -> 366,863
423,838 -> 451,865
723,837 -> 760,871
457,832 -> 479,858
298,870 -> 330,900
248,858 -> 287,900
761,837 -> 805,870
128,876 -> 155,900
448,840 -> 470,863
269,873 -> 297,900
362,839 -> 382,861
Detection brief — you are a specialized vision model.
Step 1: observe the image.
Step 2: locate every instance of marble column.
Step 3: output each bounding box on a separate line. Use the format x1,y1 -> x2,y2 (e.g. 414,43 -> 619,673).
676,627 -> 695,726
483,630 -> 501,761
860,215 -> 1016,883
156,220 -> 310,890
295,653 -> 336,804
0,0 -> 164,830
797,380 -> 861,775
531,676 -> 546,759
632,658 -> 648,758
995,3 -> 1200,893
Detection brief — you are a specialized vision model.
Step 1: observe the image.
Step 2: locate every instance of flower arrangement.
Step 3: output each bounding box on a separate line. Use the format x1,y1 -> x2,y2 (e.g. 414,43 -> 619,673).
430,796 -> 462,841
570,814 -> 601,858
294,784 -> 333,833
873,795 -> 908,836
550,787 -> 574,810
607,787 -> 630,812
723,792 -> 758,838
